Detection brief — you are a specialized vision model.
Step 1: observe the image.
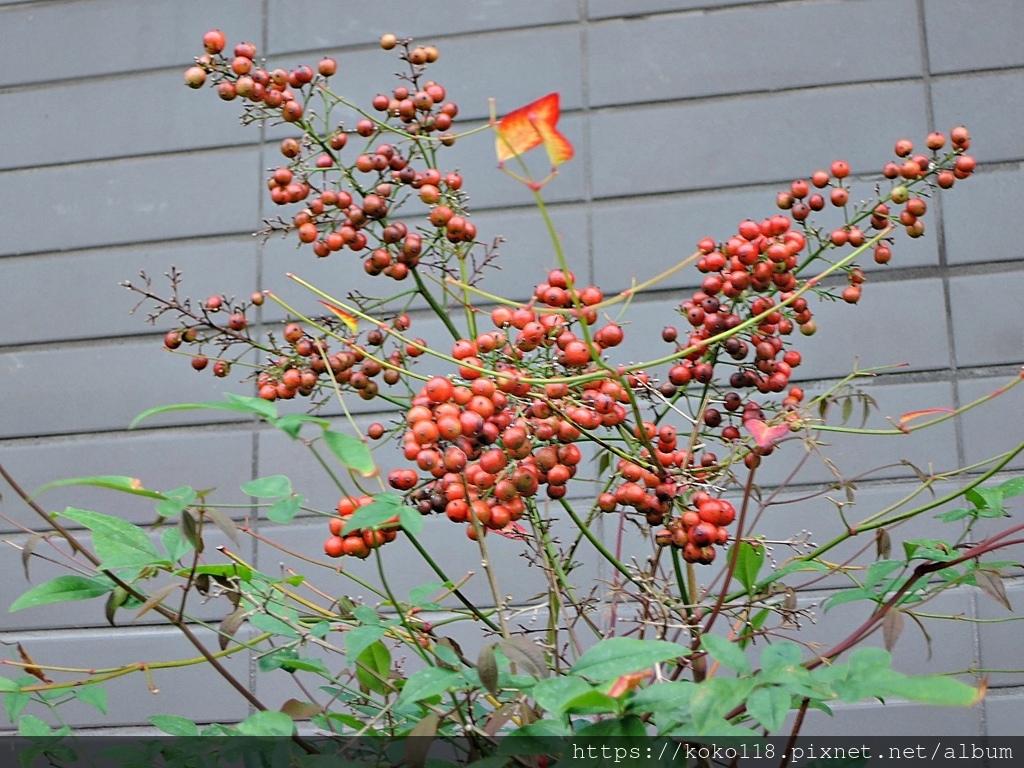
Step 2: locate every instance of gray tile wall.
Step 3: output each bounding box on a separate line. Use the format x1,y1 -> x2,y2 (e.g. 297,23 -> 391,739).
1,0 -> 1021,737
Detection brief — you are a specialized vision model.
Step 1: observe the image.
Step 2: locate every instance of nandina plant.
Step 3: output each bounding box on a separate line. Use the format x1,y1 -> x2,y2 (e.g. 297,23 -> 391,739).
1,30 -> 1022,765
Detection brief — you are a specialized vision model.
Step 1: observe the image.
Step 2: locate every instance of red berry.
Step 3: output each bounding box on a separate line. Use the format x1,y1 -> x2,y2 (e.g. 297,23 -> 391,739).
318,57 -> 337,76
202,30 -> 227,55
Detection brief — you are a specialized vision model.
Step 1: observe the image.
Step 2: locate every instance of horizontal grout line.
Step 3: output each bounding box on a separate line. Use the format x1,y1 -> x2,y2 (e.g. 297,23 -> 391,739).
1,158 -> 1021,262
1,61 -> 1021,174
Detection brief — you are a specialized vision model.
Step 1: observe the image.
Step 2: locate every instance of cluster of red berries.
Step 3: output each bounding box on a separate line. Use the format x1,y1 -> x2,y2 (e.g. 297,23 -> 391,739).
174,32 -> 981,568
323,495 -> 399,559
185,30 -> 332,120
657,216 -> 809,409
382,374 -> 574,541
185,30 -> 470,283
253,317 -> 414,402
776,128 -> 973,266
653,492 -> 737,565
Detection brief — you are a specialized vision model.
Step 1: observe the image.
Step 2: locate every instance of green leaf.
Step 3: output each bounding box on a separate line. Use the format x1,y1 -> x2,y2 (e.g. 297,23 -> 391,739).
249,613 -> 298,639
409,581 -> 447,608
267,495 -> 303,524
626,680 -> 696,716
10,575 -> 114,612
850,646 -> 892,672
934,507 -> 972,523
531,676 -> 593,716
575,714 -> 645,736
0,677 -> 19,692
746,685 -> 790,731
235,710 -> 295,737
271,413 -> 329,439
173,563 -> 251,582
966,486 -> 1002,515
355,641 -> 392,695
241,475 -> 292,498
59,508 -> 164,569
397,667 -> 459,706
865,560 -> 904,589
75,685 -> 107,715
130,394 -> 276,428
561,689 -> 620,715
278,657 -> 331,676
571,637 -> 687,682
823,587 -> 876,612
32,476 -> 166,501
18,715 -> 52,737
689,677 -> 756,734
323,430 -> 376,477
148,713 -> 202,737
345,625 -> 386,663
879,674 -> 979,707
997,476 -> 1024,499
501,720 -> 573,741
5,689 -> 30,722
352,605 -> 381,625
342,495 -> 403,535
398,506 -> 424,535
759,559 -> 829,586
700,634 -> 751,675
734,541 -> 765,595
759,641 -> 803,673
156,486 -> 197,518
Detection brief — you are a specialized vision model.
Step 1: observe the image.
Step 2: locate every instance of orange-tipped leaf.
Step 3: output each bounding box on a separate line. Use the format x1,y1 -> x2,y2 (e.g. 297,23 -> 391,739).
495,92 -> 574,166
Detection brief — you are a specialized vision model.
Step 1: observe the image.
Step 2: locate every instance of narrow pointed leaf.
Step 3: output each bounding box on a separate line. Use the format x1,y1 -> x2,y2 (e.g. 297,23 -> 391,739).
179,510 -> 202,553
405,713 -> 439,768
20,533 -> 44,581
477,644 -> 500,696
105,586 -> 129,626
733,541 -> 764,595
974,569 -> 1012,611
32,476 -> 166,500
571,637 -> 686,681
280,698 -> 324,720
203,507 -> 240,545
133,583 -> 182,622
318,300 -> 358,334
10,575 -> 113,612
219,607 -> 247,651
883,609 -> 905,651
397,668 -> 459,705
499,637 -> 548,679
130,395 -> 276,429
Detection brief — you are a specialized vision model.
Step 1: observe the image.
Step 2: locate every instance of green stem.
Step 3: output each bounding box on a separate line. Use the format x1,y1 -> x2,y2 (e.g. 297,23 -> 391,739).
413,266 -> 462,341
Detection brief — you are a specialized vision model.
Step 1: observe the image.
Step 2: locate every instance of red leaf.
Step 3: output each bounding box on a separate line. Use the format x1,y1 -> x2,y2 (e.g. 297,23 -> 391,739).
745,419 -> 789,449
897,408 -> 954,431
493,521 -> 529,540
495,93 -> 574,166
319,300 -> 358,334
607,669 -> 651,698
